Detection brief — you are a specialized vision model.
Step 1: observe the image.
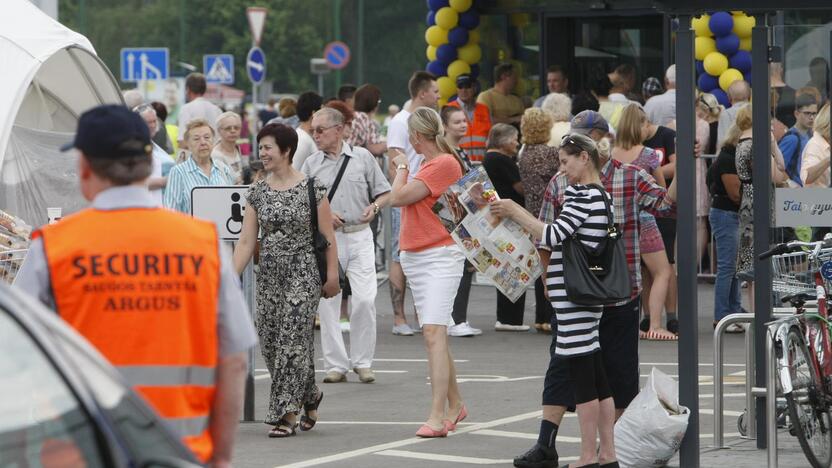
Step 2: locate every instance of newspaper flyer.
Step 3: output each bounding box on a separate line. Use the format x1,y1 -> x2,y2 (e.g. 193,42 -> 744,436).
433,166 -> 543,302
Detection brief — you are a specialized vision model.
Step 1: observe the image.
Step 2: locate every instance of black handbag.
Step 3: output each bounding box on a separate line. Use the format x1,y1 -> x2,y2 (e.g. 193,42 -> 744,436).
562,184 -> 631,306
308,178 -> 331,284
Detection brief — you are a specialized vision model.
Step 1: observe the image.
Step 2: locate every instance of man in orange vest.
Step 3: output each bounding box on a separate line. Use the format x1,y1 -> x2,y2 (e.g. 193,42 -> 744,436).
16,105 -> 257,467
448,73 -> 492,163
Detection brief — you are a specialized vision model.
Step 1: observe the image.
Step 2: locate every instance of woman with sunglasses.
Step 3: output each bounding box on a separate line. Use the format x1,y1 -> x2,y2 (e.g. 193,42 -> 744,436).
491,133 -> 619,468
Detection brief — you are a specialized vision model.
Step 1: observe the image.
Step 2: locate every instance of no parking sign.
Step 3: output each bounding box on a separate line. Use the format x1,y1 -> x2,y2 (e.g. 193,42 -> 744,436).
324,41 -> 351,70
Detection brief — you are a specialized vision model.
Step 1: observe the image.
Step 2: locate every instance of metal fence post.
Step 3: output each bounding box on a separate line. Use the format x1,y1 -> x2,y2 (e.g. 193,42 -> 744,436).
751,14 -> 773,449
675,13 -> 700,467
746,324 -> 756,439
241,260 -> 256,422
766,327 -> 778,467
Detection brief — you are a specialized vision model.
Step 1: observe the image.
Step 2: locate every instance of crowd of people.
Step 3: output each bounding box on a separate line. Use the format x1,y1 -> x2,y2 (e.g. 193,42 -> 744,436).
14,54 -> 831,468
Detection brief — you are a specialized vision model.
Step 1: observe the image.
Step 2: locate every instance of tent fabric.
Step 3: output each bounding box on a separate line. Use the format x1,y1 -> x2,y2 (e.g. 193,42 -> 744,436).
0,0 -> 123,225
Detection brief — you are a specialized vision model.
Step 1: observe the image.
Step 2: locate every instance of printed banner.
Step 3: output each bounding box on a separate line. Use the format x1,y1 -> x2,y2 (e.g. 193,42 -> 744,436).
775,188 -> 832,227
433,166 -> 543,302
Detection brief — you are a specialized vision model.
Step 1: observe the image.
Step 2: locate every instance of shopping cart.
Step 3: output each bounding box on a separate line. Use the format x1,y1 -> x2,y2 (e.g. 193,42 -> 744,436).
0,249 -> 28,284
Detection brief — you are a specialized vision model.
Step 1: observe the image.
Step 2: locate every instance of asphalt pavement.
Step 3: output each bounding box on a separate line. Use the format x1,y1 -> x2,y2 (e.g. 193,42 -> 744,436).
231,280 -> 807,468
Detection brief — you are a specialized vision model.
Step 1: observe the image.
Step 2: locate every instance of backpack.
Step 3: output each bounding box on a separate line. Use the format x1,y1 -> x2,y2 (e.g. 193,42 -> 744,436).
781,128 -> 808,186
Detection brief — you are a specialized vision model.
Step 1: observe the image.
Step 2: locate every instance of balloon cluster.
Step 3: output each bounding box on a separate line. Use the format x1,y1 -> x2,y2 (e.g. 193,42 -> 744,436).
694,11 -> 755,107
425,0 -> 481,106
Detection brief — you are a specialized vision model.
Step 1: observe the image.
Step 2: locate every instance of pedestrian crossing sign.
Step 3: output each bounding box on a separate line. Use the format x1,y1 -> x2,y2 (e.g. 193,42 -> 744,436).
203,54 -> 235,85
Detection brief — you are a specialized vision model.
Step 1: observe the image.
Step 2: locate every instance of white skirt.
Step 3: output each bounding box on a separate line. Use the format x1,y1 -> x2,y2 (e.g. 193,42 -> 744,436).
400,244 -> 464,327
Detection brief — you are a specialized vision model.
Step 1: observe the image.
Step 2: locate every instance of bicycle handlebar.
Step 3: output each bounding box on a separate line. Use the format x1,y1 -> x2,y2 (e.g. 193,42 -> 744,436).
758,238 -> 832,260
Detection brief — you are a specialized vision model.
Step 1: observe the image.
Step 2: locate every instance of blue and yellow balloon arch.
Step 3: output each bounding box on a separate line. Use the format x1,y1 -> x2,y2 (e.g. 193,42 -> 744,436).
425,0 -> 481,106
694,11 -> 755,107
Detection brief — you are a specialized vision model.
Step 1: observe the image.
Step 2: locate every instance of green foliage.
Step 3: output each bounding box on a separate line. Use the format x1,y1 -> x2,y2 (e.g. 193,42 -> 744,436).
58,0 -> 427,106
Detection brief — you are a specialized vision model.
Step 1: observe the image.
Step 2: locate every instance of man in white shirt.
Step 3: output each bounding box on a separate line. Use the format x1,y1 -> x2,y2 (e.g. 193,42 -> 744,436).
716,80 -> 751,150
177,73 -> 222,150
644,65 -> 678,126
385,71 -> 439,336
291,91 -> 323,170
134,104 -> 174,204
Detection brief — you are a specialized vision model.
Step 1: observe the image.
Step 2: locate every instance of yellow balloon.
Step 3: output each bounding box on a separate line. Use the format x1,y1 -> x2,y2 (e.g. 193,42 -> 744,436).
719,68 -> 744,91
458,43 -> 482,65
514,77 -> 530,96
703,52 -> 729,76
695,36 -> 716,61
692,14 -> 712,37
449,0 -> 472,13
426,45 -> 437,62
425,25 -> 449,47
447,60 -> 472,80
435,7 -> 459,30
438,76 -> 456,100
739,37 -> 752,51
438,98 -> 448,108
467,29 -> 480,44
733,14 -> 755,38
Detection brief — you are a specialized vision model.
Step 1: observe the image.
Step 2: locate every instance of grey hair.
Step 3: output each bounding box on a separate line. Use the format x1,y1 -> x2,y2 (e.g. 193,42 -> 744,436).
216,111 -> 241,129
541,93 -> 572,122
486,123 -> 519,149
313,107 -> 345,126
123,89 -> 144,110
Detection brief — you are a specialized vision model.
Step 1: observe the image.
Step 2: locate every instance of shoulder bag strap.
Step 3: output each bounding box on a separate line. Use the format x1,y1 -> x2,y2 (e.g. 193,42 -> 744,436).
308,177 -> 319,239
328,154 -> 352,202
588,183 -> 615,234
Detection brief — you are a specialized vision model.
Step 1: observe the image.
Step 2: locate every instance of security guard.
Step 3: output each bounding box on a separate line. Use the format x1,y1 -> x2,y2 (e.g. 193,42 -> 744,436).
15,105 -> 257,467
448,74 -> 491,163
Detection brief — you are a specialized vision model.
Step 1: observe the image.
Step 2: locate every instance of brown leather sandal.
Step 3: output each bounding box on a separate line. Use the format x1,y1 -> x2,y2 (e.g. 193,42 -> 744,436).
268,418 -> 297,438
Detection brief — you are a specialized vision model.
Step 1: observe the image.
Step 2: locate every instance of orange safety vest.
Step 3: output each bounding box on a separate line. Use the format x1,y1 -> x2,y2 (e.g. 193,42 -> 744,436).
34,208 -> 221,463
448,100 -> 491,163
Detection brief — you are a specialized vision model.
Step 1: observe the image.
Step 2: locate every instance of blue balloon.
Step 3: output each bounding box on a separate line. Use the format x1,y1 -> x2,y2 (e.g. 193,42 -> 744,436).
716,34 -> 740,56
459,10 -> 480,29
470,63 -> 480,79
743,71 -> 752,86
709,11 -> 734,37
695,60 -> 705,75
730,50 -> 752,73
436,44 -> 457,64
427,60 -> 448,77
711,88 -> 730,107
448,27 -> 469,47
698,73 -> 719,92
426,10 -> 436,27
428,0 -> 449,10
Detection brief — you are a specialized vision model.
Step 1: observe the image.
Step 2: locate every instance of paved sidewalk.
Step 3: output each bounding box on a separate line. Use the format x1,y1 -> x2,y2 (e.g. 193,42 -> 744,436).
670,429 -> 808,467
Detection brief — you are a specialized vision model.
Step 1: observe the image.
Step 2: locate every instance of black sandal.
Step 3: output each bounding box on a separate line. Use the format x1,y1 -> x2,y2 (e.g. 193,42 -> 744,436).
666,317 -> 679,335
268,418 -> 297,438
299,391 -> 324,431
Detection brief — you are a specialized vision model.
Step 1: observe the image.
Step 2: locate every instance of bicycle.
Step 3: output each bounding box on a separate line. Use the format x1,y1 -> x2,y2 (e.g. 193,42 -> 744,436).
761,238 -> 832,468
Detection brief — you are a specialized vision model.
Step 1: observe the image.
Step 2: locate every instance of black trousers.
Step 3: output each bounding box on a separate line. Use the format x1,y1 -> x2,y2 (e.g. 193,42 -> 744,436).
542,297 -> 640,410
496,289 -> 526,325
452,261 -> 475,324
534,277 -> 553,325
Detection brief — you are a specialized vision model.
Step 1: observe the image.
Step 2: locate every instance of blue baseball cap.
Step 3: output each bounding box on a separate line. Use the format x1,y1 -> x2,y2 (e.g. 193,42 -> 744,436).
61,104 -> 151,159
570,110 -> 609,135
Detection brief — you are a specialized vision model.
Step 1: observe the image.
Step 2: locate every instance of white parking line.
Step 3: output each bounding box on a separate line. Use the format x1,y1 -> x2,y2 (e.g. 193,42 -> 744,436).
699,409 -> 745,417
315,421 -> 477,426
274,410 -> 543,468
473,429 -> 743,442
641,362 -> 746,367
315,358 -> 469,363
375,450 -> 516,465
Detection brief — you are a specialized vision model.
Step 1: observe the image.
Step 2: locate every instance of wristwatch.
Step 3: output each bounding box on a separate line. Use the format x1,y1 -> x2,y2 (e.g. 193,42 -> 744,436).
396,163 -> 409,171
372,202 -> 380,215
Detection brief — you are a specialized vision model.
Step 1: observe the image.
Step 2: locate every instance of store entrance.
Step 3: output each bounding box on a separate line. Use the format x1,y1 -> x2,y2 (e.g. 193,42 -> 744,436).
544,14 -> 665,98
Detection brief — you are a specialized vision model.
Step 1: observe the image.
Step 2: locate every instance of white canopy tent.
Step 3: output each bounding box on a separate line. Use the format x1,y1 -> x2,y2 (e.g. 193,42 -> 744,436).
1,0 -> 123,227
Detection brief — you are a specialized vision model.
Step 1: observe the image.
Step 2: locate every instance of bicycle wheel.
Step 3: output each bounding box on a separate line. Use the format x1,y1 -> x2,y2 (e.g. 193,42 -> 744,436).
785,327 -> 832,468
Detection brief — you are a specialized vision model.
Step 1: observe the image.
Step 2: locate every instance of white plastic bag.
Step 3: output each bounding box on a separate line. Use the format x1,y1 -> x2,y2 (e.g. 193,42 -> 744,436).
614,367 -> 690,467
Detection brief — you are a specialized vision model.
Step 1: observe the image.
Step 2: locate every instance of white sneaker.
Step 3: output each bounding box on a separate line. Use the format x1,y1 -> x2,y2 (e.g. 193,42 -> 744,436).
392,323 -> 415,336
494,321 -> 531,332
340,319 -> 351,333
448,322 -> 482,337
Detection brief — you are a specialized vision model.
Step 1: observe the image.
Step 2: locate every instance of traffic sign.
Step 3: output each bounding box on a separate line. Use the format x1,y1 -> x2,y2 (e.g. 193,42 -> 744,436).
247,7 -> 268,46
324,41 -> 351,70
246,47 -> 266,84
204,54 -> 235,85
120,48 -> 169,82
191,186 -> 249,240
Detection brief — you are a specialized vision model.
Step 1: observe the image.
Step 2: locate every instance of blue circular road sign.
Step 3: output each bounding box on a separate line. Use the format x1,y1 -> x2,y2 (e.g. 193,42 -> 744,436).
247,47 -> 266,84
324,41 -> 351,70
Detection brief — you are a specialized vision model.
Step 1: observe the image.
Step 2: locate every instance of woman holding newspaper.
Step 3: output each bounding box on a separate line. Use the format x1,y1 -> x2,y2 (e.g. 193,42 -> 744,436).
490,133 -> 619,468
389,107 -> 467,438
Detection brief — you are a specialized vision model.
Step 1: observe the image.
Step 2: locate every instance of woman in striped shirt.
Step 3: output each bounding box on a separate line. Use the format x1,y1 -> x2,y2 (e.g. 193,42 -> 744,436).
491,133 -> 619,468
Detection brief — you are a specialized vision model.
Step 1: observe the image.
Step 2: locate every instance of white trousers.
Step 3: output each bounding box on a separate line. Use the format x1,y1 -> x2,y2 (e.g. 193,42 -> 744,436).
318,227 -> 378,373
400,244 -> 464,327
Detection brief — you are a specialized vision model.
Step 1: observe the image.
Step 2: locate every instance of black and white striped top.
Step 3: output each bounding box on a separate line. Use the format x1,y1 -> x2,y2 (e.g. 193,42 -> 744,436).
541,184 -> 613,357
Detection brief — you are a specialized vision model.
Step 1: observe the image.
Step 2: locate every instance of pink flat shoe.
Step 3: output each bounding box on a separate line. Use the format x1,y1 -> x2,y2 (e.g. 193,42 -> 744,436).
443,405 -> 468,432
416,423 -> 448,438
